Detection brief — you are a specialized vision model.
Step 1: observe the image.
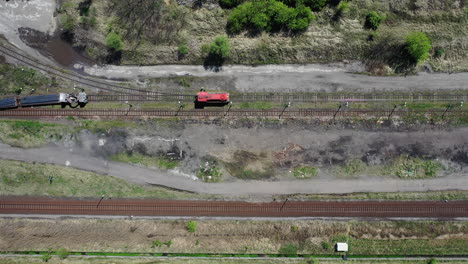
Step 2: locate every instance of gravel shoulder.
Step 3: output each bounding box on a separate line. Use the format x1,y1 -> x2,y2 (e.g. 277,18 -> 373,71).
1,143 -> 467,196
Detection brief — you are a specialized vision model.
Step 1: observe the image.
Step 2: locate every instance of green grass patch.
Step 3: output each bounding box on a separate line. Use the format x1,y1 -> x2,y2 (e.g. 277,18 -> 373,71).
292,166 -> 318,179
391,155 -> 442,179
0,120 -> 68,148
109,152 -> 179,170
0,160 -> 204,199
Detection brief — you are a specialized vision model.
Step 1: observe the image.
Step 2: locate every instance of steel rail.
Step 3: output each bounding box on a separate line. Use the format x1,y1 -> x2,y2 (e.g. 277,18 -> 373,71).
0,108 -> 466,118
0,198 -> 467,217
87,93 -> 468,103
0,44 -> 191,96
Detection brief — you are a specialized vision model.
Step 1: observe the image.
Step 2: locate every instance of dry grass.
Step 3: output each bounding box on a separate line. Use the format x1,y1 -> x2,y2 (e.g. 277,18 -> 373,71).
0,160 -> 203,199
0,218 -> 467,255
0,256 -> 466,264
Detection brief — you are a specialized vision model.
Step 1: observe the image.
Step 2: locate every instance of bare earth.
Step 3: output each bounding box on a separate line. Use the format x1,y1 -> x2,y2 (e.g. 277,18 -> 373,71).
0,142 -> 467,196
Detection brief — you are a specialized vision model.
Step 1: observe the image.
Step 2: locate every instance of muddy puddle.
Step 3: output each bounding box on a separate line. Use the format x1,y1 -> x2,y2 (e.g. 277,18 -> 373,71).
18,27 -> 94,68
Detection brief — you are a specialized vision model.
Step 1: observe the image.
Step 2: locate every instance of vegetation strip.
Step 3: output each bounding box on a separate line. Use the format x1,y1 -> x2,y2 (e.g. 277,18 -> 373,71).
2,251 -> 468,259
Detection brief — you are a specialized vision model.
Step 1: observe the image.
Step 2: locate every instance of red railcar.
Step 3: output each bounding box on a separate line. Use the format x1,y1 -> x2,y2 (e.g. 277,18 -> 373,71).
195,91 -> 229,103
194,91 -> 230,109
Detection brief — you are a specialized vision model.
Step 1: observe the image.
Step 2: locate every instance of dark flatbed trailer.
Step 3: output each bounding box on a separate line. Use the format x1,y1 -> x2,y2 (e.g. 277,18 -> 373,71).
19,94 -> 63,106
0,98 -> 18,109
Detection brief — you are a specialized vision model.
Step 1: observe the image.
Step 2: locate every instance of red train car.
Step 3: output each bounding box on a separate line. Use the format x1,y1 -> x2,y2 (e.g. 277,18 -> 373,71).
195,91 -> 229,103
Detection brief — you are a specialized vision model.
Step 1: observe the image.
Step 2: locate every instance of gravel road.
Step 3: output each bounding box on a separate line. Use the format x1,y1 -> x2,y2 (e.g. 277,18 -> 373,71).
1,143 -> 467,196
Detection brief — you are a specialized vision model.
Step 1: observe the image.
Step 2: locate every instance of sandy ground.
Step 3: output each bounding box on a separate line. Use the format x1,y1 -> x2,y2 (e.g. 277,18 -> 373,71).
1,142 -> 467,196
84,63 -> 468,93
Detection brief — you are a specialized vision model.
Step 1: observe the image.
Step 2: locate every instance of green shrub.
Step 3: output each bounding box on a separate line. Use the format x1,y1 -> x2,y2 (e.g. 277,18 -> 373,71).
365,11 -> 384,30
291,225 -> 299,232
208,36 -> 230,58
428,258 -> 438,264
292,166 -> 318,179
60,14 -> 75,31
434,47 -> 445,58
405,32 -> 431,64
105,32 -> 123,51
152,240 -> 163,248
186,220 -> 197,232
278,243 -> 298,255
178,44 -> 189,56
219,0 -> 244,8
321,241 -> 331,250
300,0 -> 327,11
41,253 -> 52,262
227,0 -> 314,34
335,0 -> 349,18
56,248 -> 69,260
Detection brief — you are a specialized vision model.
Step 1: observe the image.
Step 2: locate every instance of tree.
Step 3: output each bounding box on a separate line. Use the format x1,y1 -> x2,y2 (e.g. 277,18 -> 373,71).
287,5 -> 314,32
405,32 -> 431,64
365,11 -> 384,30
106,32 -> 123,51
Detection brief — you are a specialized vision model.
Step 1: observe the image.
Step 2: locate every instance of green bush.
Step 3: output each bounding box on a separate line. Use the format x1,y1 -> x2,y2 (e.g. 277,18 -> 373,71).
178,44 -> 189,56
434,47 -> 445,58
365,11 -> 384,30
60,14 -> 75,31
428,258 -> 438,264
335,0 -> 349,18
105,32 -> 123,51
405,32 -> 431,64
56,248 -> 69,260
219,0 -> 244,8
227,0 -> 314,34
300,0 -> 327,11
41,253 -> 52,262
186,220 -> 197,233
208,36 -> 230,59
321,241 -> 331,250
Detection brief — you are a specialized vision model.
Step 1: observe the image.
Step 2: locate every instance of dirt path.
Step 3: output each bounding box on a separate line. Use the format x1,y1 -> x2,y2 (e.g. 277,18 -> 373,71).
1,143 -> 467,196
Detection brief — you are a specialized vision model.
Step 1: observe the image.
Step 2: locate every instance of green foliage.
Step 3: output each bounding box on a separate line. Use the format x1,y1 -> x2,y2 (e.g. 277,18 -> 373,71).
292,166 -> 318,179
59,14 -> 75,31
321,241 -> 331,250
56,248 -> 69,260
342,159 -> 365,175
394,155 -> 442,178
365,11 -> 384,30
178,44 -> 189,56
335,0 -> 349,18
278,243 -> 298,255
227,0 -> 314,34
0,64 -> 53,95
291,225 -> 299,232
186,220 -> 197,233
300,0 -> 327,11
434,47 -> 445,58
428,258 -> 438,264
208,36 -> 230,59
105,32 -> 123,51
152,240 -> 172,248
41,253 -> 52,262
405,32 -> 432,64
219,0 -> 244,8
197,164 -> 222,182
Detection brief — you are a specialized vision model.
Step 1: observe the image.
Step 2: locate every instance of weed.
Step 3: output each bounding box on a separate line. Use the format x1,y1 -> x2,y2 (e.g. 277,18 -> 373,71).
342,159 -> 365,176
151,240 -> 163,248
292,166 -> 318,179
321,241 -> 331,250
291,225 -> 299,232
56,248 -> 69,260
186,221 -> 197,233
178,77 -> 191,88
41,253 -> 52,262
197,159 -> 222,182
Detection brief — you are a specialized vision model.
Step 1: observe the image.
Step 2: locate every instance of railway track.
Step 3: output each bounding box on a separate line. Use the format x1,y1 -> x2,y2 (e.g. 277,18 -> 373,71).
0,108 -> 466,118
0,198 -> 467,218
0,43 -> 188,97
87,93 -> 468,103
2,43 -> 468,104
